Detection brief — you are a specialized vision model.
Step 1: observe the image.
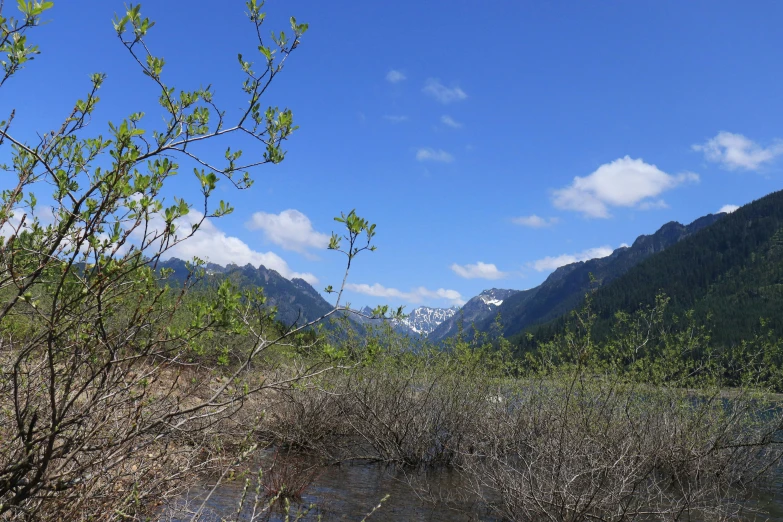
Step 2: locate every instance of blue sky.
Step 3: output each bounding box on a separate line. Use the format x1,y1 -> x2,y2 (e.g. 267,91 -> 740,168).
2,1 -> 783,309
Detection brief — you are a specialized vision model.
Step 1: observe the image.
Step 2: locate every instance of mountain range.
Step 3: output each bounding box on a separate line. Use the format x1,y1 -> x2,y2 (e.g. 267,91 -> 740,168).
481,213 -> 725,338
159,260 -> 336,327
585,189 -> 783,346
426,212 -> 724,343
395,305 -> 460,336
429,288 -> 520,341
499,189 -> 782,349
160,188 -> 783,348
159,259 -> 459,337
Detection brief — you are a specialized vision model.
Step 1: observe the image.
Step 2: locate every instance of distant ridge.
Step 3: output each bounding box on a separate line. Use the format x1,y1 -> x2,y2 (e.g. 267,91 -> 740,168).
490,212 -> 725,338
157,259 -> 460,337
429,288 -> 521,341
158,259 -> 334,327
396,306 -> 460,336
433,211 -> 726,342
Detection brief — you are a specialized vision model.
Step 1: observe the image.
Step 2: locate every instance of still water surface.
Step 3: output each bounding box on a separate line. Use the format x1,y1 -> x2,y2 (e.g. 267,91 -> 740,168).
183,455 -> 783,522
192,460 -> 486,521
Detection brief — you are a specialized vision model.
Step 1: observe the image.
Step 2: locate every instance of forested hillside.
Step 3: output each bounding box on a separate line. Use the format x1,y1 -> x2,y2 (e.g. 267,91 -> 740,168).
515,189 -> 783,350
473,213 -> 724,338
590,189 -> 783,345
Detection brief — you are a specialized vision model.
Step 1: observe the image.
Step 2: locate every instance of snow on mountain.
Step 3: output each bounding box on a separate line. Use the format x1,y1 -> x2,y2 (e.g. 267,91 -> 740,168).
397,306 -> 460,336
428,288 -> 521,342
480,295 -> 504,307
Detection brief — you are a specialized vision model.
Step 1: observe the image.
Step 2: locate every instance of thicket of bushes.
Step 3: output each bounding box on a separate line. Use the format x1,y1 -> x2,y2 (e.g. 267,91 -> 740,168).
252,307 -> 783,521
2,2 -> 782,521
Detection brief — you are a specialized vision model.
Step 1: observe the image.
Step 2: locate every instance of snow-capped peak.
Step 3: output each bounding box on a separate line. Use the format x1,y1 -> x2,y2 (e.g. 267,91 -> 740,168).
397,306 -> 459,336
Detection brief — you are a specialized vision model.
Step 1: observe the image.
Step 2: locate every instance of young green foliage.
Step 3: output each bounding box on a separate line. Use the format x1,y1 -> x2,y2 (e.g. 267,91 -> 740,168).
0,2 -> 342,519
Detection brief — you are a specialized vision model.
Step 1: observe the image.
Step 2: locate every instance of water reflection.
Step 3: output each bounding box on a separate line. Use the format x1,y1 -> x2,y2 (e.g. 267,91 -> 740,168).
187,459 -> 490,521
175,450 -> 783,521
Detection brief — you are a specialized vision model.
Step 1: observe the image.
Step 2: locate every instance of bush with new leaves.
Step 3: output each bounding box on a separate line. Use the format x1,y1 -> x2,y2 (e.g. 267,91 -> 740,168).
0,2 -> 381,519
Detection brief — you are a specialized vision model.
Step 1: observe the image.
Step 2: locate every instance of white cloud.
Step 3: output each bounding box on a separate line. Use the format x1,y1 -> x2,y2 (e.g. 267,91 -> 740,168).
416,148 -> 454,163
693,132 -> 783,171
441,115 -> 462,129
0,207 -> 316,282
0,206 -> 57,238
1,207 -> 132,258
345,282 -> 465,306
0,210 -> 26,238
383,115 -> 408,123
423,78 -> 467,104
512,215 -> 559,228
637,199 -> 669,211
386,69 -> 406,83
450,262 -> 506,280
530,245 -> 614,272
246,209 -> 329,255
718,204 -> 739,214
163,211 -> 318,284
552,156 -> 699,218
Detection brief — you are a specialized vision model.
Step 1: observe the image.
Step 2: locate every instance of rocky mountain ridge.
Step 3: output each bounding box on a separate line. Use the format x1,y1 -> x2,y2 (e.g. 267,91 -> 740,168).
159,259 -> 335,328
396,305 -> 460,336
158,259 -> 459,337
157,209 -> 729,344
429,288 -> 521,341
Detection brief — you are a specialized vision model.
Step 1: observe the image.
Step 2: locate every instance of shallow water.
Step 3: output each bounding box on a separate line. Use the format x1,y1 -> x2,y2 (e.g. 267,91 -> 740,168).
180,458 -> 490,521
172,454 -> 783,522
754,474 -> 783,520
